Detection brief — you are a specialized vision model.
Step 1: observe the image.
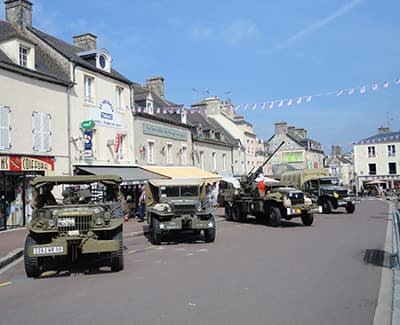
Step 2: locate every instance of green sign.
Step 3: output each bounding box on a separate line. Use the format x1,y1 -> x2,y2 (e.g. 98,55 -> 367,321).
81,120 -> 95,130
284,152 -> 304,163
143,123 -> 187,141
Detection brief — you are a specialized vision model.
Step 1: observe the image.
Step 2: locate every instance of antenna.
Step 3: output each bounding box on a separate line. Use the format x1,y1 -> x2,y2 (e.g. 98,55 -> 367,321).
386,112 -> 394,130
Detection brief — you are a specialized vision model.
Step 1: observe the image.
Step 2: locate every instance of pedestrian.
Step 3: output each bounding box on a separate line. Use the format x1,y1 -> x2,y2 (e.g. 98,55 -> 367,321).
136,186 -> 146,222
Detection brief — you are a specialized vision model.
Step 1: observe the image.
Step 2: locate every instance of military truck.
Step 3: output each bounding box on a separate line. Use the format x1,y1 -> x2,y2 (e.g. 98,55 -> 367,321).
221,141 -> 319,227
280,168 -> 356,214
145,178 -> 216,244
24,175 -> 124,278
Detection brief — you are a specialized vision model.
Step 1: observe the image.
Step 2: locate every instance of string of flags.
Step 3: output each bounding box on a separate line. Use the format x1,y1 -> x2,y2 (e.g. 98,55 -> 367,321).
132,77 -> 400,114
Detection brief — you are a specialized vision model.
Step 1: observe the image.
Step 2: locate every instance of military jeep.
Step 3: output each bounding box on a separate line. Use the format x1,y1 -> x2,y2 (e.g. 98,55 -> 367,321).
24,175 -> 124,278
145,178 -> 216,244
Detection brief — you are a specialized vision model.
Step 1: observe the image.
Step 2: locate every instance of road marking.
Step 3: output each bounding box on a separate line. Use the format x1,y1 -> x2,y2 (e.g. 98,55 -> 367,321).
196,249 -> 208,253
126,246 -> 155,255
185,253 -> 194,256
0,281 -> 12,287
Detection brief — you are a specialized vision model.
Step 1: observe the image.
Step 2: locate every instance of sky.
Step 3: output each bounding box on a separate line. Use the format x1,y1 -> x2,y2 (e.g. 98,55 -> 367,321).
1,0 -> 399,152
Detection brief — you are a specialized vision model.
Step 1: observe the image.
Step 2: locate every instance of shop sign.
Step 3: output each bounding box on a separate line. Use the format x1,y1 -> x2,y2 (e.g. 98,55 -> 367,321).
89,99 -> 122,129
81,120 -> 95,130
283,151 -> 304,163
0,156 -> 54,171
143,123 -> 187,141
83,130 -> 93,158
114,133 -> 121,153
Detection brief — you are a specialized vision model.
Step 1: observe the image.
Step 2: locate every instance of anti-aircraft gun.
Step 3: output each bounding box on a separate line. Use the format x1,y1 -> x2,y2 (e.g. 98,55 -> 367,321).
222,141 -> 319,227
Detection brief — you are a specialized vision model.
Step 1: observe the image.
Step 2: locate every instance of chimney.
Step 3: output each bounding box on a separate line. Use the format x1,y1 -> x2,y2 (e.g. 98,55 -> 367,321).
332,145 -> 342,156
295,128 -> 308,139
146,76 -> 164,98
378,126 -> 390,134
274,122 -> 288,136
73,33 -> 97,51
5,0 -> 32,29
287,126 -> 295,136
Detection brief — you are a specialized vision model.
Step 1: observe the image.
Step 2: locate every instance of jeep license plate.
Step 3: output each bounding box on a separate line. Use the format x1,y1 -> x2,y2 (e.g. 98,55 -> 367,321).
33,246 -> 64,255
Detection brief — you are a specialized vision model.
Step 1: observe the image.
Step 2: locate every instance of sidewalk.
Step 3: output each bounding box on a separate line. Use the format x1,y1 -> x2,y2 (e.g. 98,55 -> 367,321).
0,208 -> 225,270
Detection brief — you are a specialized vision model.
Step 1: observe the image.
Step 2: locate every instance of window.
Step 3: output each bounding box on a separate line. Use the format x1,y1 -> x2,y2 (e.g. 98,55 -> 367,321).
84,75 -> 95,104
222,154 -> 226,171
0,106 -> 11,149
19,46 -> 28,67
368,163 -> 376,175
367,146 -> 375,158
166,143 -> 172,164
147,141 -> 154,164
389,162 -> 397,174
146,95 -> 154,115
32,112 -> 51,152
388,145 -> 396,157
200,151 -> 204,169
116,86 -> 124,111
212,152 -> 217,171
99,55 -> 107,69
181,145 -> 187,165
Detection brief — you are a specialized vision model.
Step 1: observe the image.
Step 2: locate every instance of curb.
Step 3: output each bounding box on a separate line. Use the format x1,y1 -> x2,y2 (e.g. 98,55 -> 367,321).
0,248 -> 23,270
0,217 -> 227,271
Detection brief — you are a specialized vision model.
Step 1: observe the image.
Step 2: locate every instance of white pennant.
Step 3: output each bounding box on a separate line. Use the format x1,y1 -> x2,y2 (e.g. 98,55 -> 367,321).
396,79 -> 400,85
296,97 -> 302,104
306,96 -> 312,103
269,101 -> 274,109
287,98 -> 293,106
348,88 -> 354,95
336,90 -> 344,96
252,104 -> 257,110
261,102 -> 266,110
372,84 -> 378,91
243,104 -> 249,110
360,86 -> 366,94
278,100 -> 283,108
234,105 -> 240,111
384,81 -> 390,88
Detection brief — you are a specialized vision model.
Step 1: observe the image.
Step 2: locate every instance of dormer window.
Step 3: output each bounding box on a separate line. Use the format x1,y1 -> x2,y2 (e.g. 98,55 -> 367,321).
95,50 -> 111,72
19,46 -> 28,67
146,93 -> 154,115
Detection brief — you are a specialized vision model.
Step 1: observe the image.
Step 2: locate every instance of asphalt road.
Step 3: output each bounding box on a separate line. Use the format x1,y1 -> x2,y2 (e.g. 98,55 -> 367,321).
0,199 -> 389,325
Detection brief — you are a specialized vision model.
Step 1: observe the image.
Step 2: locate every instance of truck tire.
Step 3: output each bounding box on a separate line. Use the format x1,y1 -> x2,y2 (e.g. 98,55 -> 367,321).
270,207 -> 281,227
232,204 -> 246,222
24,234 -> 42,278
322,200 -> 333,214
111,227 -> 124,272
151,217 -> 163,245
301,211 -> 314,226
225,205 -> 233,221
345,203 -> 355,214
204,216 -> 216,243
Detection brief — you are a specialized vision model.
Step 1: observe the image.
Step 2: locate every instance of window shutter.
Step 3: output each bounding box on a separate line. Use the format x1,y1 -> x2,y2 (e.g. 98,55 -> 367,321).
0,106 -> 11,149
42,113 -> 51,151
32,112 -> 41,151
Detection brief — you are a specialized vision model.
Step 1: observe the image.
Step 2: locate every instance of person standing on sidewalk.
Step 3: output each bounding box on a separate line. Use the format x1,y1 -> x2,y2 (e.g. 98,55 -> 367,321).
136,186 -> 146,223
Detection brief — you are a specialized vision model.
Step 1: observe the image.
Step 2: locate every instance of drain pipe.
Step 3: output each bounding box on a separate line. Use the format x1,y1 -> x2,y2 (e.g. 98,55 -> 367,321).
129,84 -> 136,164
67,64 -> 77,175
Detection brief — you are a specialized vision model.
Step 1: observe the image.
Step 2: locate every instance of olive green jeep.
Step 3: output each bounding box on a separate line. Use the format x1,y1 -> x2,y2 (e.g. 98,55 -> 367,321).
145,178 -> 216,244
24,175 -> 124,278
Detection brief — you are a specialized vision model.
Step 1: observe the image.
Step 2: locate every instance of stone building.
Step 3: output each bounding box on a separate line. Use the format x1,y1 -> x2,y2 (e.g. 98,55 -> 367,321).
267,122 -> 325,177
354,127 -> 400,192
325,146 -> 354,189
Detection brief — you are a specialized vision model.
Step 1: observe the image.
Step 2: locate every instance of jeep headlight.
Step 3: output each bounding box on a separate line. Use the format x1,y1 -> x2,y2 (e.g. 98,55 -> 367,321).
283,197 -> 291,208
47,219 -> 56,228
164,205 -> 172,213
95,217 -> 104,226
304,197 -> 312,207
333,192 -> 339,199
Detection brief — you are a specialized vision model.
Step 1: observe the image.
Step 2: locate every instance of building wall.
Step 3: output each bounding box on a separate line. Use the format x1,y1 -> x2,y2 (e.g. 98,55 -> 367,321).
354,142 -> 400,189
0,68 -> 69,175
193,141 -> 232,175
69,67 -> 134,166
133,115 -> 193,166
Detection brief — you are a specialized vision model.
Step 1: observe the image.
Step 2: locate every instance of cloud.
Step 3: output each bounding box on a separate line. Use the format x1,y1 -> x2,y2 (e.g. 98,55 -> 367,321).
192,20 -> 260,44
273,0 -> 366,51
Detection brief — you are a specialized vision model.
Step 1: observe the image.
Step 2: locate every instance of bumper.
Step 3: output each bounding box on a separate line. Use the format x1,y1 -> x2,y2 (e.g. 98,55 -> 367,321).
158,215 -> 214,231
27,238 -> 120,257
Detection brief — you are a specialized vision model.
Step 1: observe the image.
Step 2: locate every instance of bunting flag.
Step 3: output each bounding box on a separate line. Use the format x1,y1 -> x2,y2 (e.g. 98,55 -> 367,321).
132,77 -> 398,114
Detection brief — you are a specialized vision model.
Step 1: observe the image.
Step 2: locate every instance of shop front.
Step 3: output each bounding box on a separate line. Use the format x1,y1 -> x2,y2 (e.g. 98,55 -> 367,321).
0,155 -> 54,230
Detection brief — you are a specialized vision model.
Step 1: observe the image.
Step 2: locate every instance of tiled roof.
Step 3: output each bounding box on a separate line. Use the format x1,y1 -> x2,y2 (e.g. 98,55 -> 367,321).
0,20 -> 31,43
356,131 -> 400,145
28,27 -> 132,84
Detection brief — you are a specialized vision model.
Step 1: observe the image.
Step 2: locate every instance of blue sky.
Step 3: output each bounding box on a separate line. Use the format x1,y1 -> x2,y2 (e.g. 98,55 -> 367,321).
2,0 -> 399,152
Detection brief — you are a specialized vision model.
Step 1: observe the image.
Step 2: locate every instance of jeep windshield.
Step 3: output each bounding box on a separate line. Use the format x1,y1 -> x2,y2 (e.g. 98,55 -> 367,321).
160,186 -> 199,197
319,178 -> 339,186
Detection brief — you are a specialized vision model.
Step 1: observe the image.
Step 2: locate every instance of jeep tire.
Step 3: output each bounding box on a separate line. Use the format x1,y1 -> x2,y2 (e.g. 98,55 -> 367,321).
111,227 -> 124,272
151,216 -> 163,245
232,203 -> 246,222
204,216 -> 216,243
270,207 -> 282,227
322,199 -> 333,214
301,211 -> 314,226
24,234 -> 42,278
225,205 -> 233,221
345,203 -> 355,214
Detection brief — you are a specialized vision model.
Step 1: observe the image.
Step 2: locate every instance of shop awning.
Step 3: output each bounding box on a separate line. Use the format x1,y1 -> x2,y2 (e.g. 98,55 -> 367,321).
75,166 -> 167,185
142,166 -> 222,183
